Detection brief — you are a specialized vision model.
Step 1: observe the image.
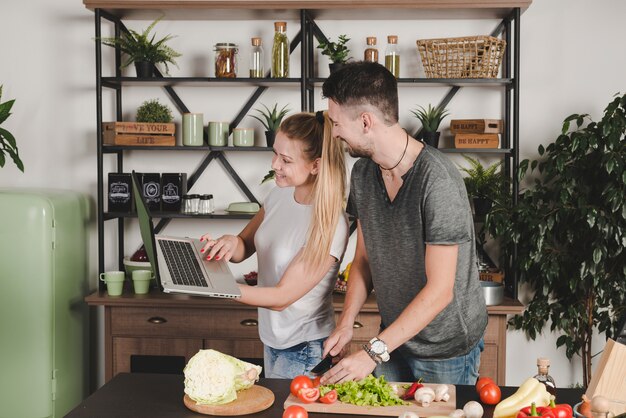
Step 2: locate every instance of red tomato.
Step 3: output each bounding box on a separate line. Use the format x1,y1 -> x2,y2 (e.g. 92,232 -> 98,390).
319,389 -> 338,404
283,405 -> 308,418
476,376 -> 496,392
311,376 -> 322,387
478,382 -> 501,405
297,387 -> 320,404
290,375 -> 313,397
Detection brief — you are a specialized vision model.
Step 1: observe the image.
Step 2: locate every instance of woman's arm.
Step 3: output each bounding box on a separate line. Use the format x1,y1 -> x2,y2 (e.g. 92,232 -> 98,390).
201,208 -> 264,263
237,251 -> 338,311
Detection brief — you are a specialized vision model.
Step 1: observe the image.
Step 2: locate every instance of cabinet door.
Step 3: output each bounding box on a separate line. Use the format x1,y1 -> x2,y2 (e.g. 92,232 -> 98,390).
203,339 -> 264,359
113,337 -> 202,377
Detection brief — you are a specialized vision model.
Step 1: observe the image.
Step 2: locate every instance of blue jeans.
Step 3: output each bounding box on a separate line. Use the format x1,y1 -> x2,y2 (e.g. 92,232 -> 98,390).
374,338 -> 484,385
263,338 -> 325,379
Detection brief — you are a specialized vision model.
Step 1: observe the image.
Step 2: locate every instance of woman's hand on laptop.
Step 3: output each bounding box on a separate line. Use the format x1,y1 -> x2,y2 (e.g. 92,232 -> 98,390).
200,234 -> 238,262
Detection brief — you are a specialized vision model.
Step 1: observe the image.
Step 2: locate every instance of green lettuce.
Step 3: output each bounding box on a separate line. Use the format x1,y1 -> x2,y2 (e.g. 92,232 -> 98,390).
320,375 -> 406,407
183,349 -> 262,405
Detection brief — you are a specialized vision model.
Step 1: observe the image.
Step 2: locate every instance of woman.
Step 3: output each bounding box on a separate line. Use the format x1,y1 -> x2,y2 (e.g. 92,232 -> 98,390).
200,111 -> 348,379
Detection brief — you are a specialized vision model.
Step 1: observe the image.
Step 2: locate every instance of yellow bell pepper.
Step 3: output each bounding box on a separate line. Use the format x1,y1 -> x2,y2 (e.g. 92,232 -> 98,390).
493,378 -> 552,418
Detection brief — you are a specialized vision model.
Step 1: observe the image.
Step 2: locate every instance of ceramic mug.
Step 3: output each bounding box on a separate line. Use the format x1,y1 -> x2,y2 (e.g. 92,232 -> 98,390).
132,269 -> 152,295
208,121 -> 229,147
99,270 -> 125,296
232,128 -> 254,147
182,113 -> 204,146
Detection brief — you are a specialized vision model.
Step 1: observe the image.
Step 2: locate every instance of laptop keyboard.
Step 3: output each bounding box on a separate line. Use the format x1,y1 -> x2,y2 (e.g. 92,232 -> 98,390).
158,240 -> 208,287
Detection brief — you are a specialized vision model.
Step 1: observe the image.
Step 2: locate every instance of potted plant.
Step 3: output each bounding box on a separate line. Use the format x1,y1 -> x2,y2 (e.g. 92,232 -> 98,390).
249,103 -> 290,148
317,34 -> 351,73
485,93 -> 626,388
136,99 -> 173,123
410,104 -> 450,148
97,17 -> 181,77
0,85 -> 24,172
458,155 -> 507,217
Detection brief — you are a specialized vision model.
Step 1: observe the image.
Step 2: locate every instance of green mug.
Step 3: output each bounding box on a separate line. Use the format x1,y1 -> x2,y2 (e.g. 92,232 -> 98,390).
100,271 -> 125,296
132,269 -> 153,295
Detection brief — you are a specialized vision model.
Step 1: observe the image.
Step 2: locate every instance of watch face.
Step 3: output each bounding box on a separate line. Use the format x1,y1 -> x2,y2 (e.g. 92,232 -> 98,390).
371,340 -> 386,355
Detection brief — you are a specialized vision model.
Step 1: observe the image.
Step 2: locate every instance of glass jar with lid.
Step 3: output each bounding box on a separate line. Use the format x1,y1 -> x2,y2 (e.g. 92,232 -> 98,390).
214,43 -> 238,78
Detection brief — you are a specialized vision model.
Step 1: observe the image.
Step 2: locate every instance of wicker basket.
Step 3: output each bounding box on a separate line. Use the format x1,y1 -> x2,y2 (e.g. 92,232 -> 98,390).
416,35 -> 506,78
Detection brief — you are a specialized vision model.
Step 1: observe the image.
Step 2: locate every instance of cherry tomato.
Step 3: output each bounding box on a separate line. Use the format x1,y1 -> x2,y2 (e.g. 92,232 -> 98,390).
283,405 -> 308,418
475,376 -> 496,392
290,375 -> 313,397
297,387 -> 320,404
319,389 -> 338,404
311,376 -> 322,387
478,382 -> 501,405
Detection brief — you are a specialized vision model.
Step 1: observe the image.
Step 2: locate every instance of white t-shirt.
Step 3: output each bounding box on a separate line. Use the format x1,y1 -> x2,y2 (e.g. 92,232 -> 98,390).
254,186 -> 349,349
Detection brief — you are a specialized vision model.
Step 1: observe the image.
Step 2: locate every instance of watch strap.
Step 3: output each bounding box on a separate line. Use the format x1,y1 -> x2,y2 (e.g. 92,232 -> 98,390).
361,344 -> 382,364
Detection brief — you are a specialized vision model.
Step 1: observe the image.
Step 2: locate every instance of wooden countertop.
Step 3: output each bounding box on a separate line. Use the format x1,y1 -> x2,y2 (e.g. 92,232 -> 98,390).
83,0 -> 532,20
85,290 -> 523,315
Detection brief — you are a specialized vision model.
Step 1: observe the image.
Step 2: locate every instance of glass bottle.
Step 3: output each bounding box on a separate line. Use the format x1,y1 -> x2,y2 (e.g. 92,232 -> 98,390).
385,35 -> 400,78
271,21 -> 289,78
214,43 -> 238,78
533,357 -> 557,396
250,37 -> 264,78
364,36 -> 379,63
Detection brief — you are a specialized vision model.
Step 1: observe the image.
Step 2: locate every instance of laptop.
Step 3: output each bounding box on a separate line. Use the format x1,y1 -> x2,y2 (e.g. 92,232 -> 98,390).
131,171 -> 241,299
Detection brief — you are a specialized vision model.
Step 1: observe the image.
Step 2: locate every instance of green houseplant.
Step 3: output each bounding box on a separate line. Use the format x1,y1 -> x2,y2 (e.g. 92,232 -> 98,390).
411,104 -> 450,148
317,34 -> 351,73
486,93 -> 626,388
136,99 -> 173,123
458,155 -> 507,217
98,17 -> 181,77
249,103 -> 290,148
0,85 -> 24,172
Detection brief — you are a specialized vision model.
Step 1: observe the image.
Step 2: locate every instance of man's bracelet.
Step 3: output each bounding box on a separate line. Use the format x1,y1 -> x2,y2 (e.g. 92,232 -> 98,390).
362,344 -> 382,364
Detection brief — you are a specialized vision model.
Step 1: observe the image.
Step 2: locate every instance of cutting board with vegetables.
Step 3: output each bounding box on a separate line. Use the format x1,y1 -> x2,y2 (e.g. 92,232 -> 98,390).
184,385 -> 274,416
284,383 -> 456,417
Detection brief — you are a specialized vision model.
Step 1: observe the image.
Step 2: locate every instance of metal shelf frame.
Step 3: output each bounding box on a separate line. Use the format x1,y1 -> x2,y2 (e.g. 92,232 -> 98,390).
93,6 -> 521,298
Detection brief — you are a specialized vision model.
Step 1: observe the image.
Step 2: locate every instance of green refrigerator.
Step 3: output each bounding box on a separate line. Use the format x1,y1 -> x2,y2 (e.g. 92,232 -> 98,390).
0,189 -> 90,418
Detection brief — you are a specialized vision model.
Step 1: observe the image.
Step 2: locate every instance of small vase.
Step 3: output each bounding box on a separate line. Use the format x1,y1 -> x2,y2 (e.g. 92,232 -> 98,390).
265,131 -> 276,148
421,131 -> 440,148
329,63 -> 345,74
134,61 -> 154,78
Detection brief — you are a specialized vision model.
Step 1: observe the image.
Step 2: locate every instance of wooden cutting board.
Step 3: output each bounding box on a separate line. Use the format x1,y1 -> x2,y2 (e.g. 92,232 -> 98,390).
284,383 -> 456,417
184,385 -> 275,416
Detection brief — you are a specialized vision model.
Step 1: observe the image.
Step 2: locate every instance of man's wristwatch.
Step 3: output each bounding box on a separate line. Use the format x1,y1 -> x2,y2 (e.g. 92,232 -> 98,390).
365,337 -> 390,363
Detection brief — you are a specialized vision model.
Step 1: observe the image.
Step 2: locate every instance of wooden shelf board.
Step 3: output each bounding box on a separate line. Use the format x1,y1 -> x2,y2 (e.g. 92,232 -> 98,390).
102,77 -> 301,88
103,145 -> 272,152
103,211 -> 255,220
85,0 -> 532,20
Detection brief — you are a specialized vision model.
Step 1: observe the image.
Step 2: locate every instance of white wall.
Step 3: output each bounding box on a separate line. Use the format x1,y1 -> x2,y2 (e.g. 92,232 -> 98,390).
1,0 -> 623,388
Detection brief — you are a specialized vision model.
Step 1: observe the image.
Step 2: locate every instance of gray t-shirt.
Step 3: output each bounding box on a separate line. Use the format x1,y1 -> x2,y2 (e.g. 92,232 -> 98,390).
347,145 -> 487,359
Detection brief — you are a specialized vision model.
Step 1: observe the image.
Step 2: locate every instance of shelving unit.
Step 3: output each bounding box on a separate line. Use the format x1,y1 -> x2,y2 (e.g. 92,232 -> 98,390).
85,0 -> 529,383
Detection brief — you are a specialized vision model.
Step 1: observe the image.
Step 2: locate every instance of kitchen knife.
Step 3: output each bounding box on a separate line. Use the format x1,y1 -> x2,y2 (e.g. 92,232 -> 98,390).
310,355 -> 334,375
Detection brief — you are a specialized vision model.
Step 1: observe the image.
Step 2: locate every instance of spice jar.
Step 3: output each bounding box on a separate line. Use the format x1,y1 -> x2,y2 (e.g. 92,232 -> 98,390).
271,21 -> 289,78
364,36 -> 379,63
214,43 -> 238,78
199,194 -> 214,214
182,194 -> 200,214
250,37 -> 264,78
385,35 -> 400,78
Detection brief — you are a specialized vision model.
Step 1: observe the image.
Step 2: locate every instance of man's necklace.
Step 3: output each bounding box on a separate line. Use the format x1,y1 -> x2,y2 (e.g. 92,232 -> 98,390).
378,132 -> 409,179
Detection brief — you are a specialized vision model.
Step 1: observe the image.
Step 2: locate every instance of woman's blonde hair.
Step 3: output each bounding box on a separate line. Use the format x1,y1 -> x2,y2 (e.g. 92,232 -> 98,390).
278,111 -> 347,271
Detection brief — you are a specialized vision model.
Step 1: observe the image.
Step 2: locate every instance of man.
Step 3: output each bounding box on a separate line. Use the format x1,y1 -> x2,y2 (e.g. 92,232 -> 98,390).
320,61 -> 487,385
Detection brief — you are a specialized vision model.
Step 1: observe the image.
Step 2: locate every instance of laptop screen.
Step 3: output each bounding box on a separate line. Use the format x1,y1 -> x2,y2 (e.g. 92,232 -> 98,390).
131,171 -> 160,283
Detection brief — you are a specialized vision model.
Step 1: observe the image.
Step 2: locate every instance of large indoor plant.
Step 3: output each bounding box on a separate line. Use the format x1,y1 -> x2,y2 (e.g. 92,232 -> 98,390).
317,34 -> 351,73
411,104 -> 450,148
0,85 -> 24,172
486,93 -> 626,387
249,103 -> 290,148
97,17 -> 181,77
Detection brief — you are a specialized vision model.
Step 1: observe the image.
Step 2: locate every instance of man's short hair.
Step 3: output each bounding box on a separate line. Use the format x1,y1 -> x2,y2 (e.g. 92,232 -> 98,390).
322,61 -> 399,125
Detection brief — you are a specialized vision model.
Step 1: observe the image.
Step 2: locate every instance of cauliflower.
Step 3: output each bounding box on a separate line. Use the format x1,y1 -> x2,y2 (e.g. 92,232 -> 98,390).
183,349 -> 262,405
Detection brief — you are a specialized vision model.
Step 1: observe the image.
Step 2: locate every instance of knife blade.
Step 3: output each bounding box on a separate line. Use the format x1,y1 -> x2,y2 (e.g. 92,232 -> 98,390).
310,355 -> 334,375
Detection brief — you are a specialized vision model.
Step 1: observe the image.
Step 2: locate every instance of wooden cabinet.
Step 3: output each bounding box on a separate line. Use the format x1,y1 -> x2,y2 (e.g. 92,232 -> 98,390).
87,291 -> 521,384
